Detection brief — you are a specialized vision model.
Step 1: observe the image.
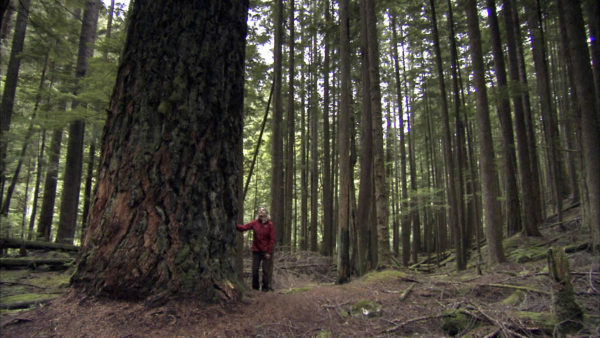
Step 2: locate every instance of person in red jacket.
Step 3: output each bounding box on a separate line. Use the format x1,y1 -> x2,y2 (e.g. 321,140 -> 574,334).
236,206 -> 275,291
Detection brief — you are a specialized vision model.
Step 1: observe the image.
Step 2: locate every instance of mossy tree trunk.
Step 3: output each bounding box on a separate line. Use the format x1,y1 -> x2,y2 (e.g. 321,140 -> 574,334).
71,0 -> 249,302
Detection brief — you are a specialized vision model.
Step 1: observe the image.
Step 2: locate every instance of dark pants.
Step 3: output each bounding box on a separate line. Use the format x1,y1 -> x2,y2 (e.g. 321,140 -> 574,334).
252,251 -> 272,291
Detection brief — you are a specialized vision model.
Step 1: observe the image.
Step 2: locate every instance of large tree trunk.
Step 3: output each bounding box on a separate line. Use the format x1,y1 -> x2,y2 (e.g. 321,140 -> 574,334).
464,0 -> 506,265
71,0 -> 249,302
55,0 -> 100,244
337,0 -> 351,284
558,0 -> 600,253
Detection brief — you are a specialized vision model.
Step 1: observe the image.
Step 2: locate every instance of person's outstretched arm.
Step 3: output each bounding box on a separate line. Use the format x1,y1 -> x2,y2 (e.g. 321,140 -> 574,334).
236,220 -> 255,232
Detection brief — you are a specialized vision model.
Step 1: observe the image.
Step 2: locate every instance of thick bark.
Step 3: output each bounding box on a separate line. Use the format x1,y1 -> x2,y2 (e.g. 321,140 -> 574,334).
464,0 -> 506,264
0,0 -> 31,206
486,0 -> 523,237
559,0 -> 600,253
56,0 -> 100,244
502,0 -> 542,237
337,0 -> 351,284
271,0 -> 284,249
72,0 -> 249,301
37,129 -> 62,241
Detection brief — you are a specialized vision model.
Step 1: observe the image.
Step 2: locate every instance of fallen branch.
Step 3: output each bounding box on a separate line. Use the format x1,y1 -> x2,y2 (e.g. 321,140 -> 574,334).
0,257 -> 74,269
382,313 -> 448,334
483,283 -> 549,295
400,283 -> 415,301
0,298 -> 54,310
466,304 -> 526,338
0,238 -> 79,252
0,281 -> 45,289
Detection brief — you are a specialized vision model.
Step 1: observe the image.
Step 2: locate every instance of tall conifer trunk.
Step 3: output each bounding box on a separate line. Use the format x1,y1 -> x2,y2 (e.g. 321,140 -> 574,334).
55,0 -> 100,244
464,0 -> 506,264
72,0 -> 249,301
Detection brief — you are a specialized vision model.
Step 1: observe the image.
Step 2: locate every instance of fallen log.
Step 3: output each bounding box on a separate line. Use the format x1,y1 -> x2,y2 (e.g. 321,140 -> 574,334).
0,257 -> 74,270
0,238 -> 79,252
0,298 -> 55,310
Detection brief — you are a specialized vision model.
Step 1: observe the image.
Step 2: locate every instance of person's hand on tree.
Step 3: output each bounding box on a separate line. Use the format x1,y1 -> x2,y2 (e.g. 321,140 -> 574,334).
265,253 -> 271,260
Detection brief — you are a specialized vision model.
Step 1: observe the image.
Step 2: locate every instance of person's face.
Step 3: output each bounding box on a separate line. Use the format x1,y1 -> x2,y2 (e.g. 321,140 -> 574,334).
259,209 -> 267,218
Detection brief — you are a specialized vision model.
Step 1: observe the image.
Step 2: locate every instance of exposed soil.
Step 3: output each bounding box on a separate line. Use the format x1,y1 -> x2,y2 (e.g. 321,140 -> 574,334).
1,203 -> 599,337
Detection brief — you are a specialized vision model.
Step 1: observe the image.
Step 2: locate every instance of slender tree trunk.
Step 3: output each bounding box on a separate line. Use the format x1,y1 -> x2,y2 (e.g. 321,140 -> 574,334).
486,0 -> 523,237
558,0 -> 600,253
37,129 -> 62,241
72,0 -> 249,301
0,0 -> 31,207
464,0 -> 506,265
321,0 -> 334,257
502,0 -> 542,237
389,13 -> 406,258
523,0 -> 564,224
28,131 -> 45,240
585,0 -> 600,106
408,109 -> 421,264
56,0 -> 100,244
271,0 -> 284,249
429,0 -> 463,270
284,0 -> 295,250
300,46 -> 308,251
337,0 -> 351,284
399,25 -> 412,265
364,0 -> 389,267
357,0 -> 374,275
446,0 -> 469,256
80,141 -> 95,242
309,30 -> 319,252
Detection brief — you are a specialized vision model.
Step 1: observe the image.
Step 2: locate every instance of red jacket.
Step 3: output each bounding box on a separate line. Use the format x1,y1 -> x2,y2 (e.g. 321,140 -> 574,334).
236,219 -> 275,254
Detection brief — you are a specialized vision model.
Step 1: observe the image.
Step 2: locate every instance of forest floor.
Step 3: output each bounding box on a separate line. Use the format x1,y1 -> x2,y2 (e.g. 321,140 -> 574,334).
1,201 -> 599,337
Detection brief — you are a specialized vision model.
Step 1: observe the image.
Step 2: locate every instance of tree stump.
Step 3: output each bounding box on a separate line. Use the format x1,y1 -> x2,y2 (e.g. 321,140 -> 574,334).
546,247 -> 583,334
